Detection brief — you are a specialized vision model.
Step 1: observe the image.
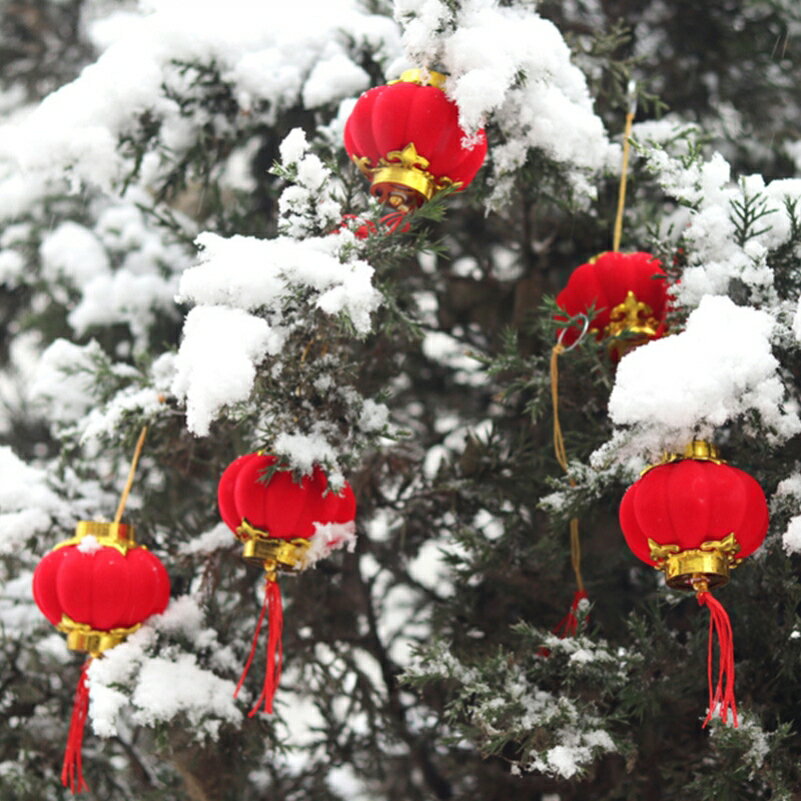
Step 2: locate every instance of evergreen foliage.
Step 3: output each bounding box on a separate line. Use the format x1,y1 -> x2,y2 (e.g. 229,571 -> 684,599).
1,1 -> 801,800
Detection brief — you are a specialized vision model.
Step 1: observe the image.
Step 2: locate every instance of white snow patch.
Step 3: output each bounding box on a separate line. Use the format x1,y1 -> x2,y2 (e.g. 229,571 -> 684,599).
77,535 -> 104,554
609,295 -> 801,451
172,305 -> 284,436
782,516 -> 801,555
306,521 -> 357,567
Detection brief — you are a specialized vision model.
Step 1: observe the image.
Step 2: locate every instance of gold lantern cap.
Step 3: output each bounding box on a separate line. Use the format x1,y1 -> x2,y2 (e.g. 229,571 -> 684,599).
390,68 -> 447,89
53,521 -> 140,555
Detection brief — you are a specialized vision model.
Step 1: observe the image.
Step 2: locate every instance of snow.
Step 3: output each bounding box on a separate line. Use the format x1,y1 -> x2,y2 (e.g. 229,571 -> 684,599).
782,516 -> 801,555
30,339 -> 102,425
359,399 -> 391,433
177,522 -> 234,556
607,295 -> 801,456
0,447 -> 65,554
131,653 -> 240,733
172,305 -> 283,436
77,535 -> 104,554
178,233 -> 380,335
395,0 -> 616,205
68,270 -> 179,343
39,221 -> 110,291
306,521 -> 358,566
302,52 -> 371,108
272,430 -> 339,476
88,595 -> 242,738
173,224 -> 382,437
0,0 -> 401,213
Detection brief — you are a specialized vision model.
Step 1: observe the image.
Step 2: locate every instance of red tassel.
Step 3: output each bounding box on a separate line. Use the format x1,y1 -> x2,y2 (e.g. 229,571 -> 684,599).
381,210 -> 410,235
235,577 -> 284,716
554,590 -> 589,639
697,591 -> 738,728
234,578 -> 270,700
62,659 -> 91,794
249,578 -> 283,716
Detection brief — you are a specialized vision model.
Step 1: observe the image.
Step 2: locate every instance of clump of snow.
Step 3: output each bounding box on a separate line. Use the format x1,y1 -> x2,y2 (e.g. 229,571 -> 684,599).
422,331 -> 485,387
173,227 -> 382,437
30,339 -> 103,425
273,430 -> 339,476
178,233 -> 380,335
640,145 -> 801,309
306,521 -> 357,567
0,447 -> 65,554
77,535 -> 104,554
782,516 -> 801,555
0,249 -> 24,286
132,654 -> 240,734
531,730 -> 616,779
394,0 -> 616,206
172,305 -> 284,436
607,295 -> 801,457
276,128 -> 344,237
0,0 -> 401,215
68,270 -> 179,344
39,221 -> 110,293
88,595 -> 242,738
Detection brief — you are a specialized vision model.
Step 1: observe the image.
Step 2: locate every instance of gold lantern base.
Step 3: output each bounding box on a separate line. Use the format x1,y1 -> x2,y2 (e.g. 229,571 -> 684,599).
353,143 -> 460,213
649,532 -> 742,592
236,519 -> 311,578
57,615 -> 142,658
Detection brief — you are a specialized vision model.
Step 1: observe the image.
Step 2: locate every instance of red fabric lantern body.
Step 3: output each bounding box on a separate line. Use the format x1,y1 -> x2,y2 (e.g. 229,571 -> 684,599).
619,441 -> 769,727
32,521 -> 170,793
218,452 -> 357,715
555,251 -> 669,350
344,69 -> 487,211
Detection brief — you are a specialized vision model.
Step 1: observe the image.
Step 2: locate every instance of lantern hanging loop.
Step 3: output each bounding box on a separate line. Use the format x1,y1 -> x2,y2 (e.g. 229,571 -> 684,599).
556,314 -> 591,353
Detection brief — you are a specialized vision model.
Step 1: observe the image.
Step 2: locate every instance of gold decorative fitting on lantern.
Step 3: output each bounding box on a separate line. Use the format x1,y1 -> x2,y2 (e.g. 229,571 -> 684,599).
236,519 -> 311,573
389,68 -> 447,89
606,291 -> 659,340
53,521 -> 140,556
352,143 -> 460,212
648,532 -> 742,590
641,440 -> 726,476
57,615 -> 142,657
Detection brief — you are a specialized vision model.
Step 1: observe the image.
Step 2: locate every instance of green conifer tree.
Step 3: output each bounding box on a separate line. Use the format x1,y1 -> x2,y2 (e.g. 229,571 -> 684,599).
1,1 -> 801,800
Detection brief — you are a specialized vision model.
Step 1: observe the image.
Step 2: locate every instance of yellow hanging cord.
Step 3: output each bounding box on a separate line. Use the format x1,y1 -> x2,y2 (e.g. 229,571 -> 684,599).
550,344 -> 568,472
550,344 -> 585,594
114,426 -> 149,524
612,80 -> 638,253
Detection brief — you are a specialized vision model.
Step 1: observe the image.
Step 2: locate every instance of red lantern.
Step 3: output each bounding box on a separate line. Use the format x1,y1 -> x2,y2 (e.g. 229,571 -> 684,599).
218,452 -> 356,715
619,441 -> 768,726
33,522 -> 170,793
555,251 -> 669,353
344,69 -> 488,212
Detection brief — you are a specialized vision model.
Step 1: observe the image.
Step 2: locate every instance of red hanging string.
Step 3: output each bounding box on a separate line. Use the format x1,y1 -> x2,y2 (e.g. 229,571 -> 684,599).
381,210 -> 410,235
554,589 -> 589,639
62,658 -> 91,794
234,578 -> 271,700
697,590 -> 738,728
248,578 -> 284,716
